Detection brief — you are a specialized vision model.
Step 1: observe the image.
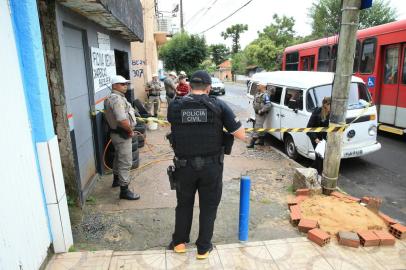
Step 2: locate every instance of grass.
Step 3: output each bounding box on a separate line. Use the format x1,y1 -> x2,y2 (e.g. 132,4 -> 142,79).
286,184 -> 294,194
86,196 -> 97,205
68,245 -> 77,252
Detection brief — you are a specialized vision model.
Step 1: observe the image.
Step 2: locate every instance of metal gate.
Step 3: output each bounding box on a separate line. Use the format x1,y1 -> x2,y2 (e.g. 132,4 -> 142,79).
61,25 -> 97,190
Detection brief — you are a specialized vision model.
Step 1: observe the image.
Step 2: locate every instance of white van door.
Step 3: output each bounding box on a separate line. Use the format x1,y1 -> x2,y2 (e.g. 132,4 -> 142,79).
264,85 -> 283,140
280,88 -> 310,157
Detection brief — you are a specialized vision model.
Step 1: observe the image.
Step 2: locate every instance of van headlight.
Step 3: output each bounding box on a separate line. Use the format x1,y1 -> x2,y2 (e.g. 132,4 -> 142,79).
368,125 -> 377,136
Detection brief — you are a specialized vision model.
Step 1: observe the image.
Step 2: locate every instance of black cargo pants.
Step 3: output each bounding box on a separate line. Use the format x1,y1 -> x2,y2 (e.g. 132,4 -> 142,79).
172,154 -> 224,253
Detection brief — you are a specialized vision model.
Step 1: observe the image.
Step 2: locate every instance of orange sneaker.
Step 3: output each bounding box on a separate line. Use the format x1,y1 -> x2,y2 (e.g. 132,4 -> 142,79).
173,243 -> 186,253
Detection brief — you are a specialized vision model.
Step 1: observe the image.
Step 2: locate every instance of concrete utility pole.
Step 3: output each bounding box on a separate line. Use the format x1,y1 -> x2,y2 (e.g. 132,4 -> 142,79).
322,0 -> 362,194
180,0 -> 184,32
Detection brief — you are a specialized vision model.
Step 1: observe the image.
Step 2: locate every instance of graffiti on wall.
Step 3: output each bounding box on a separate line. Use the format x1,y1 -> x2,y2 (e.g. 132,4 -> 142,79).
131,59 -> 145,78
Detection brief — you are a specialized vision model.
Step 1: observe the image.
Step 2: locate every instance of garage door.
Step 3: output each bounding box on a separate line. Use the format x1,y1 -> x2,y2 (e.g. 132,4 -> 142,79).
61,25 -> 96,189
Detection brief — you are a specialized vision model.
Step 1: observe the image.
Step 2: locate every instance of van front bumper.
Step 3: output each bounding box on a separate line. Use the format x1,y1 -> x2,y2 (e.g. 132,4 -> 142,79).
308,142 -> 381,160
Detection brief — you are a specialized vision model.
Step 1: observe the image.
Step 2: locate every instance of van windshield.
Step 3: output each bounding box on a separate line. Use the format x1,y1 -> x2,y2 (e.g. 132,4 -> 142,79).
307,83 -> 371,111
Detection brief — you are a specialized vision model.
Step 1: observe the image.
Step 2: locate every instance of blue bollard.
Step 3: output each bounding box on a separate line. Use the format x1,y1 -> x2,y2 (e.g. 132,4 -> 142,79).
239,176 -> 251,241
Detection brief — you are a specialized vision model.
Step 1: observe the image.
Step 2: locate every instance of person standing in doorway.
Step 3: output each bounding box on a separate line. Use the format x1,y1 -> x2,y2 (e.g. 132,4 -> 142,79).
167,70 -> 246,259
145,73 -> 162,117
307,96 -> 331,175
247,83 -> 271,148
164,71 -> 177,105
104,75 -> 140,200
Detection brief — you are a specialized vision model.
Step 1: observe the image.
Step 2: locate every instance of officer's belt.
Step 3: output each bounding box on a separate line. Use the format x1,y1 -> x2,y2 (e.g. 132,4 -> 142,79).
174,154 -> 222,168
148,93 -> 160,96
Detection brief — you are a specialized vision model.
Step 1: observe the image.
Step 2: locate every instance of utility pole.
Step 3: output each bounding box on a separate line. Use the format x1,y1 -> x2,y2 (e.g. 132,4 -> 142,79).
321,0 -> 362,194
180,0 -> 184,32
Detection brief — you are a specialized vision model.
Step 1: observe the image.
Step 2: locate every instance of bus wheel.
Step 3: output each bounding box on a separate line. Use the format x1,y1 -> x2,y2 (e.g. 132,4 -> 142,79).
284,134 -> 298,160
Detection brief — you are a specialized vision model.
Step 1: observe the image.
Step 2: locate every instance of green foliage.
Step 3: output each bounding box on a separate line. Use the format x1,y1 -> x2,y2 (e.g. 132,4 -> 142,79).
309,0 -> 397,38
209,44 -> 230,66
240,14 -> 297,71
231,52 -> 250,75
86,196 -> 96,205
198,59 -> 217,75
221,24 -> 248,54
67,195 -> 75,207
159,32 -> 208,75
68,245 -> 77,252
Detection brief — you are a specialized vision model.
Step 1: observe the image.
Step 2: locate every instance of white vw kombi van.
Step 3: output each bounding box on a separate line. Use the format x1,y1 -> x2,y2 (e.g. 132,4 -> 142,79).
247,71 -> 381,160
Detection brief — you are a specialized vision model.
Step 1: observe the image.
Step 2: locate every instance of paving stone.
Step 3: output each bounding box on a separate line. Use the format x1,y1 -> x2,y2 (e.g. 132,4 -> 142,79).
337,231 -> 360,248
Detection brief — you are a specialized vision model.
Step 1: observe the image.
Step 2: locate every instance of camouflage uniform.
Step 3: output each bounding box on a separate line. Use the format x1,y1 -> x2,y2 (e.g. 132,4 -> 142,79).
104,90 -> 137,186
249,91 -> 271,146
146,79 -> 161,116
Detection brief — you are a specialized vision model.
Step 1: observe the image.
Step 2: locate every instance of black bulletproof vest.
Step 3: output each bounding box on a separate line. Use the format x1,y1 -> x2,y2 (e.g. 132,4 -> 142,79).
168,95 -> 223,158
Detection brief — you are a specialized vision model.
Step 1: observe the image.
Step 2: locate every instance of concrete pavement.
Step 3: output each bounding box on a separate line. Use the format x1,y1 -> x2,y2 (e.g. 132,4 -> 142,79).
46,237 -> 406,269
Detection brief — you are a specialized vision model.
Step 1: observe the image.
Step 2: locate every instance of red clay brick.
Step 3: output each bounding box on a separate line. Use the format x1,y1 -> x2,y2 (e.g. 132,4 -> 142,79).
296,188 -> 310,196
361,196 -> 370,204
344,195 -> 361,203
357,230 -> 380,247
287,197 -> 297,207
298,219 -> 318,233
389,223 -> 406,239
308,228 -> 330,247
366,197 -> 382,213
378,212 -> 397,225
289,205 -> 301,226
295,195 -> 309,204
373,230 -> 396,246
337,231 -> 360,248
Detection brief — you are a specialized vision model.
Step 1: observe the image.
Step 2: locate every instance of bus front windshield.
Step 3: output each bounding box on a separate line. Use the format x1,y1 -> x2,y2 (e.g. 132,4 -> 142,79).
307,83 -> 371,111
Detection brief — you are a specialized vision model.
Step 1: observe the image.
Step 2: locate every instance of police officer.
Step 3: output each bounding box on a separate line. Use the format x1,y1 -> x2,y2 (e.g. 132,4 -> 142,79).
164,71 -> 177,105
167,70 -> 245,259
247,83 -> 272,148
145,73 -> 161,117
104,75 -> 140,200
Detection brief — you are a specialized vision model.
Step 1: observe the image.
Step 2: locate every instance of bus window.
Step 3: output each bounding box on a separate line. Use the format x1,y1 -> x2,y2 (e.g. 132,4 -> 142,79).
384,47 -> 399,84
317,46 -> 330,71
302,56 -> 315,71
360,38 -> 376,74
353,40 -> 361,73
402,47 -> 406,84
286,52 -> 299,70
331,44 -> 338,72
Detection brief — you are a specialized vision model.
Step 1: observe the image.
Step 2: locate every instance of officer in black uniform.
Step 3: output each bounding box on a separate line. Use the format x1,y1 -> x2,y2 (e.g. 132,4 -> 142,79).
166,70 -> 246,259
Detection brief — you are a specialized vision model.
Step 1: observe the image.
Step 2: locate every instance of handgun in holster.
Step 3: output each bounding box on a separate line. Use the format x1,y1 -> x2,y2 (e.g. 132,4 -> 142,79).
167,165 -> 176,190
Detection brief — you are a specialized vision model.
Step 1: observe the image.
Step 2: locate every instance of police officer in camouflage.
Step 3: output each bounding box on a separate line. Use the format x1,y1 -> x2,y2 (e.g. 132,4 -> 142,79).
167,70 -> 246,259
104,75 -> 140,200
145,73 -> 161,117
247,82 -> 272,148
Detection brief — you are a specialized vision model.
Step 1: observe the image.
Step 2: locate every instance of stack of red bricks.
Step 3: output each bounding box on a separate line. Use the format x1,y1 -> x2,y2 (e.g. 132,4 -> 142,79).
287,188 -> 406,247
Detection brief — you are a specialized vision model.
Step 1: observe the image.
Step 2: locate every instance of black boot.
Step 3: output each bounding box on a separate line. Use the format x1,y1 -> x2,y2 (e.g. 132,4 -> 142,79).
120,185 -> 140,200
255,138 -> 265,146
112,174 -> 120,188
246,138 -> 256,148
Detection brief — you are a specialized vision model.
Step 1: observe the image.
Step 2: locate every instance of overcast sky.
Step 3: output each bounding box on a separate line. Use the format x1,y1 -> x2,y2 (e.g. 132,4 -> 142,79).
157,0 -> 406,49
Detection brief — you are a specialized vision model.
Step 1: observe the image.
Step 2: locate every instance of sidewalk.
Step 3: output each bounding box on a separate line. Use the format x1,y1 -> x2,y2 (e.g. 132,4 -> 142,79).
46,236 -> 406,269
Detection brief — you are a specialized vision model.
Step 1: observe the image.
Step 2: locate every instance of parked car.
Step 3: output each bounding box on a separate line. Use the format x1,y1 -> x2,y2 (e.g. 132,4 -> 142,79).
210,77 -> 225,95
247,71 -> 381,160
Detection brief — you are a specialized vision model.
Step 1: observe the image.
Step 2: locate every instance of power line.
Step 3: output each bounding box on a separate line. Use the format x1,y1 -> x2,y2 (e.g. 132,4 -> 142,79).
199,0 -> 254,34
184,0 -> 219,27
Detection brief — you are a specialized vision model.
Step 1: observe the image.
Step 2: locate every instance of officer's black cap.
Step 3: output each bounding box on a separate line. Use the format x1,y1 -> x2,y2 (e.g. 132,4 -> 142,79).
190,70 -> 212,84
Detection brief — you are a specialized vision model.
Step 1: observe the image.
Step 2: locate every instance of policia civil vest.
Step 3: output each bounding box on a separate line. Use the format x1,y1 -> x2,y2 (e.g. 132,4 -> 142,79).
167,95 -> 223,158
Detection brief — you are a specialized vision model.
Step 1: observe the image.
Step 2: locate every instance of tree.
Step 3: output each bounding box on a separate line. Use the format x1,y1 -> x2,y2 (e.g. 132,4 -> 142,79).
209,44 -> 230,66
243,14 -> 297,71
221,24 -> 248,54
309,0 -> 397,38
159,32 -> 208,74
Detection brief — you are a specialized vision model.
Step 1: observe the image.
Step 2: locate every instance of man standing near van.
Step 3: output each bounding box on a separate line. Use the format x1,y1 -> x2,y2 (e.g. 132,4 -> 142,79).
247,83 -> 271,148
164,71 -> 177,105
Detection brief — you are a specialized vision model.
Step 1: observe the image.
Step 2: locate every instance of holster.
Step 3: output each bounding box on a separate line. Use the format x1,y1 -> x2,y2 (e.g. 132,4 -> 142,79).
222,132 -> 234,155
167,165 -> 176,190
111,126 -> 130,139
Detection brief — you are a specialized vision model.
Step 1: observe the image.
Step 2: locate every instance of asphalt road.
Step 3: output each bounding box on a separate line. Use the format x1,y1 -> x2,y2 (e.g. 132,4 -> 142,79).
219,82 -> 406,224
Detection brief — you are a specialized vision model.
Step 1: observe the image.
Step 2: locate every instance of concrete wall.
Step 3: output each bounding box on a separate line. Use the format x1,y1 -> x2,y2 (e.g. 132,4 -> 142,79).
54,4 -> 132,197
0,1 -> 73,268
131,0 -> 159,102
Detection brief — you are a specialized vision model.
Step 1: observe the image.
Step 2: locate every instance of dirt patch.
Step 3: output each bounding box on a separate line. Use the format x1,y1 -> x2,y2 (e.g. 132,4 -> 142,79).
300,195 -> 387,235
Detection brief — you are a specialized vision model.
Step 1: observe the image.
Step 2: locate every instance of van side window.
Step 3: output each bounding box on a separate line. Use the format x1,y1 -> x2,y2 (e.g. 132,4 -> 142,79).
249,82 -> 258,96
284,88 -> 303,110
268,85 -> 283,104
360,38 -> 376,74
306,89 -> 317,112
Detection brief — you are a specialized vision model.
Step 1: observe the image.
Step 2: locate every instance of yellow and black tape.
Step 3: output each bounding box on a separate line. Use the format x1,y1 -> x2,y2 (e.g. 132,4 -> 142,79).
92,110 -> 347,133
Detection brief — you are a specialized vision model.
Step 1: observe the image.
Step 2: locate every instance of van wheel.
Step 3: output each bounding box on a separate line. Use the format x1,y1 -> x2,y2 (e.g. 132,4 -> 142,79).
284,135 -> 298,160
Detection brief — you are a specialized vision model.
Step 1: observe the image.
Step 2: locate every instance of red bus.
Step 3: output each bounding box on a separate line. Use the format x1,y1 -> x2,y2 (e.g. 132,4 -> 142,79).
282,20 -> 406,135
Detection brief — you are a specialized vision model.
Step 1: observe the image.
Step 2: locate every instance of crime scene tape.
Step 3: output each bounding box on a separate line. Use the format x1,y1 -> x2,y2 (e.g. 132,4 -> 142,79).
93,110 -> 348,133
